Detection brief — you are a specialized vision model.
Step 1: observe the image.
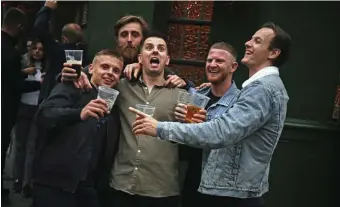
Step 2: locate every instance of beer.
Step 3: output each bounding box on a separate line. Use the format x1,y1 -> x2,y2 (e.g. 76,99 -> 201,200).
185,104 -> 202,123
67,60 -> 82,77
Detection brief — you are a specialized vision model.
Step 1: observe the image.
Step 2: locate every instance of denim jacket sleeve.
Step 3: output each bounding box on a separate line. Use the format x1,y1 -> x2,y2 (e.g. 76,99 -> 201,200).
157,82 -> 273,149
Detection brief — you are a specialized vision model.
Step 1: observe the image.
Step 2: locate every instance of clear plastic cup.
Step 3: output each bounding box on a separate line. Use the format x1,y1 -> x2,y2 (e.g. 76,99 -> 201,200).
185,93 -> 210,123
135,104 -> 156,116
97,86 -> 119,111
65,50 -> 83,77
177,91 -> 193,104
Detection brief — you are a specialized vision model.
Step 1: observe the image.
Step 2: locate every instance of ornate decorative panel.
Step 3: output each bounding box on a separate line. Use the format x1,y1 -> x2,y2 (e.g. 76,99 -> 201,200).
168,64 -> 206,86
167,24 -> 210,61
170,1 -> 213,20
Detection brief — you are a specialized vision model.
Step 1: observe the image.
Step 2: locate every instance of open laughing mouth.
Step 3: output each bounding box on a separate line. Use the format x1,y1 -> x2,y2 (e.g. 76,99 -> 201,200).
150,57 -> 160,67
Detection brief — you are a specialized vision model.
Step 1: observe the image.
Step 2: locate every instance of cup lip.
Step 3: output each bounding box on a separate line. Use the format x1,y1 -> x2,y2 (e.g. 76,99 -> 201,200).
98,85 -> 119,94
65,50 -> 84,52
135,104 -> 156,109
193,92 -> 210,100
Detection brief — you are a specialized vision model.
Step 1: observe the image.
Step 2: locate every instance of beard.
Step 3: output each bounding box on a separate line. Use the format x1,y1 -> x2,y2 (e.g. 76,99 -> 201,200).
116,45 -> 139,64
207,72 -> 229,85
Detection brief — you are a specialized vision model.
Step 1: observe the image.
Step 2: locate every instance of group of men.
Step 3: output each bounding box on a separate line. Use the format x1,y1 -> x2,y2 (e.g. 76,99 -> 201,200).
2,1 -> 292,207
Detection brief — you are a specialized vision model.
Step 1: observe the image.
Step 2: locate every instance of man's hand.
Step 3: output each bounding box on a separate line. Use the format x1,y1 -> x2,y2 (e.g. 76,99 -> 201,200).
61,63 -> 78,81
191,109 -> 207,123
175,103 -> 207,123
123,63 -> 141,80
22,67 -> 36,75
174,103 -> 187,122
45,0 -> 58,9
195,82 -> 211,90
80,99 -> 108,121
129,107 -> 158,137
61,63 -> 92,91
165,75 -> 186,88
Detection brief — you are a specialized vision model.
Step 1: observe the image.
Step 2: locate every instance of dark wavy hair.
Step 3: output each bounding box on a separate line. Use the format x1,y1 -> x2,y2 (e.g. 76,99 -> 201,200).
27,38 -> 48,73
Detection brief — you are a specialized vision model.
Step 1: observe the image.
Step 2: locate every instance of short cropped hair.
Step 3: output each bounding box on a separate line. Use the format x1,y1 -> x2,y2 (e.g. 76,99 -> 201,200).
62,23 -> 83,44
210,42 -> 238,60
139,30 -> 168,51
114,15 -> 148,38
2,8 -> 27,27
93,49 -> 124,63
261,22 -> 292,67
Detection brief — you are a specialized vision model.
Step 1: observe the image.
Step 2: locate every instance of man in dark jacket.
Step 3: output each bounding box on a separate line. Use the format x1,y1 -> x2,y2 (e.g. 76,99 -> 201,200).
34,0 -> 90,104
1,7 -> 37,204
32,49 -> 123,207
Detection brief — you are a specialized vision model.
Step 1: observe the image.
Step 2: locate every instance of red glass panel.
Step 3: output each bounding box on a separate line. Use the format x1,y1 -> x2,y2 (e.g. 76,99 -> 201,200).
168,64 -> 206,86
202,1 -> 214,20
170,1 -> 213,20
167,24 -> 183,60
167,24 -> 210,61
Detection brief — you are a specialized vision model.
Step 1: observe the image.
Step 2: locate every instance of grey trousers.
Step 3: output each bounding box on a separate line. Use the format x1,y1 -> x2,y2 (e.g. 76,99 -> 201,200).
14,103 -> 38,187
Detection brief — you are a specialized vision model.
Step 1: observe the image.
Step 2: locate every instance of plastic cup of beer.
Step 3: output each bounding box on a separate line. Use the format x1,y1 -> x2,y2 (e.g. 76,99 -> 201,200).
185,93 -> 210,123
97,86 -> 120,111
135,104 -> 156,116
65,50 -> 83,77
177,91 -> 193,104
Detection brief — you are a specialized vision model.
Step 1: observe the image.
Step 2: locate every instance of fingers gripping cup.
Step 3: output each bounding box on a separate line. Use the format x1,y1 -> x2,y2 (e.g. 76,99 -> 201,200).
97,86 -> 119,111
185,93 -> 210,123
65,50 -> 83,77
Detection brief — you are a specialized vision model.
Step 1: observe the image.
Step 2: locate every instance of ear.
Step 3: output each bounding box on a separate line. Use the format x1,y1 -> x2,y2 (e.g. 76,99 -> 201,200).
230,62 -> 238,73
165,55 -> 170,66
269,48 -> 281,60
88,64 -> 94,74
138,54 -> 142,64
62,36 -> 68,43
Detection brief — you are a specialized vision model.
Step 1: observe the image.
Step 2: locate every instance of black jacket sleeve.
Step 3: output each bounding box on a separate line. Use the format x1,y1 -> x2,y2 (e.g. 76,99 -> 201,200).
164,67 -> 196,91
34,6 -> 58,54
36,82 -> 82,131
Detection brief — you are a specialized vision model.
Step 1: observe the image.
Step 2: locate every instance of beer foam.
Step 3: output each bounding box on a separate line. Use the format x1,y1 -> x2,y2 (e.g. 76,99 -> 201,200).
67,60 -> 82,65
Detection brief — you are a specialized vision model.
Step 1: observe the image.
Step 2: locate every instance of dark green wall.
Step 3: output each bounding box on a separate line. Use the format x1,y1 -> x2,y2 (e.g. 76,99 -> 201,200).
84,1 -> 155,59
210,1 -> 340,123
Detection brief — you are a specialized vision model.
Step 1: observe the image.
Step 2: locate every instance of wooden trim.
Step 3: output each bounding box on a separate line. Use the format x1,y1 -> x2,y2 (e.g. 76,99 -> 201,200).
167,18 -> 211,26
170,59 -> 205,66
284,118 -> 340,132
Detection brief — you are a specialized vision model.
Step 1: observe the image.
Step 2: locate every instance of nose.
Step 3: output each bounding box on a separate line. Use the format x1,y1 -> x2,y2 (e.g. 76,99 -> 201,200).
127,34 -> 132,44
151,47 -> 159,55
209,60 -> 217,67
245,40 -> 251,49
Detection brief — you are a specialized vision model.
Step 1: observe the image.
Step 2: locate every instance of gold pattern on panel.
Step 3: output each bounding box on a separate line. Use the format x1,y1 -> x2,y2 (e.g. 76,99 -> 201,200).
171,1 -> 213,20
167,24 -> 210,61
168,64 -> 206,86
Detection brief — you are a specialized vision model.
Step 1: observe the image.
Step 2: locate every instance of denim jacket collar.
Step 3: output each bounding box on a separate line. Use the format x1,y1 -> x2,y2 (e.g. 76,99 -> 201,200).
198,81 -> 239,108
242,66 -> 279,88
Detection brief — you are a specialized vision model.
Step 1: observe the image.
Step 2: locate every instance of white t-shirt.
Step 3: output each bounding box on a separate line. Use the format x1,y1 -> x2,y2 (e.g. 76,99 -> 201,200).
21,62 -> 42,106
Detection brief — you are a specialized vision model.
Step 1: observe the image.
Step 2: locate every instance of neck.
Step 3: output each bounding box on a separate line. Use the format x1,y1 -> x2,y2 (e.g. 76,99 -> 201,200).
142,70 -> 166,88
211,78 -> 232,97
90,79 -> 97,89
248,62 -> 272,77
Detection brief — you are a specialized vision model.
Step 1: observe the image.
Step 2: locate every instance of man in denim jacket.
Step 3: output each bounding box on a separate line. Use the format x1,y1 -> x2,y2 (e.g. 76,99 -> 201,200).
130,22 -> 291,207
175,42 -> 240,206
